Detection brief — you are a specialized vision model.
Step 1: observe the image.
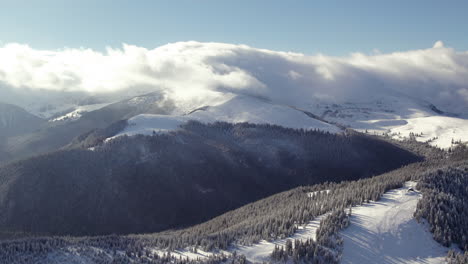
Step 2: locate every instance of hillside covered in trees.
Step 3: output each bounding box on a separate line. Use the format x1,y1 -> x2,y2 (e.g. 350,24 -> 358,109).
415,163 -> 468,250
0,143 -> 464,264
0,122 -> 420,238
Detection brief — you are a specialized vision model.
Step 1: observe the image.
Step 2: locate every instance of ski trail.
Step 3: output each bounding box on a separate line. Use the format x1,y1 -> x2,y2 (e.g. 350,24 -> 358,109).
341,182 -> 449,264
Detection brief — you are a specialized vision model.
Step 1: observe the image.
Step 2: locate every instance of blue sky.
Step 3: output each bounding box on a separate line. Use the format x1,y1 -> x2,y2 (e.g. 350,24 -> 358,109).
1,0 -> 467,55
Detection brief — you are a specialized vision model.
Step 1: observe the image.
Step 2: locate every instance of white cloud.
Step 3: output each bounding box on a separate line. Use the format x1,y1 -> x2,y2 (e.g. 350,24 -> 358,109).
0,41 -> 467,114
433,40 -> 444,48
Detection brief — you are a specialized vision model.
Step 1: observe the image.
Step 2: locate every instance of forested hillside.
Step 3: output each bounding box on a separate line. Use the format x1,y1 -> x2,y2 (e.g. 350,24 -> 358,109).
0,140 -> 463,264
0,121 -> 419,237
415,162 -> 468,250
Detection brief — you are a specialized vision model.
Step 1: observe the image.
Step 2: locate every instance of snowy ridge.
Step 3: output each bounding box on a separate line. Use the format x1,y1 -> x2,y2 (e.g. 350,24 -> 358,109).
111,114 -> 187,137
109,95 -> 342,139
389,116 -> 468,148
108,93 -> 468,150
50,103 -> 111,122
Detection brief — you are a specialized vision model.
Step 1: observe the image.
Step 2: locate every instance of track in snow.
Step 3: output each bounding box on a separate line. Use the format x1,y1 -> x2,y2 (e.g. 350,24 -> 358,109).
341,182 -> 449,264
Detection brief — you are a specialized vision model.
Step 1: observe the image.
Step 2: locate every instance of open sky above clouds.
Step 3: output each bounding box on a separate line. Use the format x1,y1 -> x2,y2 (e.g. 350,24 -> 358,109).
1,0 -> 467,55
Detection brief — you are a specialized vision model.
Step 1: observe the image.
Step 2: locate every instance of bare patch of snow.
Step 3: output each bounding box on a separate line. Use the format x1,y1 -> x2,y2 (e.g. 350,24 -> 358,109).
148,247 -> 230,261
189,95 -> 340,132
111,114 -> 187,138
232,214 -> 327,263
389,116 -> 468,149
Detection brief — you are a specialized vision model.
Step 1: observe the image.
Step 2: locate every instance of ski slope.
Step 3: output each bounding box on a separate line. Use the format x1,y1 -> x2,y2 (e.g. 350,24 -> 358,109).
341,182 -> 449,264
231,182 -> 450,264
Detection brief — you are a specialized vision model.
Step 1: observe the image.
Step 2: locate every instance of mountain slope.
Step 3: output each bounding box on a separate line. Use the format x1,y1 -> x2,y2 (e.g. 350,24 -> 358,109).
0,122 -> 420,237
0,102 -> 44,138
0,102 -> 45,163
0,92 -> 173,165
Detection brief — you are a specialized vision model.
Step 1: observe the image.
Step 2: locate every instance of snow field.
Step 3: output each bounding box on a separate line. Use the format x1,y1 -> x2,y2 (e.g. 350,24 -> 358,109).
233,214 -> 328,263
341,182 -> 450,264
110,95 -> 341,140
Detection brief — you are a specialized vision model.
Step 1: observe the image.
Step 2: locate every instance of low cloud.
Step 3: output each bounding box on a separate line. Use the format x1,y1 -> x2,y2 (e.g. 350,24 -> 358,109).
0,41 -> 467,114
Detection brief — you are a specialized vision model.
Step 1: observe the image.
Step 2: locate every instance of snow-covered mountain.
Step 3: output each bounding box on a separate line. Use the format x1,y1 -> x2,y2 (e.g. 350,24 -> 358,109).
1,41 -> 467,149
106,92 -> 468,149
109,95 -> 341,140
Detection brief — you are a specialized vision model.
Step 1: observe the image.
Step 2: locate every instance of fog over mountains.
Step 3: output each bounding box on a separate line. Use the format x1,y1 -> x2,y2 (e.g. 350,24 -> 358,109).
1,41 -> 467,115
1,41 -> 467,152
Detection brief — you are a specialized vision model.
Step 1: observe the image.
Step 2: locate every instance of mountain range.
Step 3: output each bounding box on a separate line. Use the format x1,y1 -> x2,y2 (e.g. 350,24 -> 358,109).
0,41 -> 467,263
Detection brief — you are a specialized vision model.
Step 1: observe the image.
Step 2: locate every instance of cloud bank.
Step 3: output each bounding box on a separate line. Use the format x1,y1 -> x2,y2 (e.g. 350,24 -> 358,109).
0,41 -> 467,114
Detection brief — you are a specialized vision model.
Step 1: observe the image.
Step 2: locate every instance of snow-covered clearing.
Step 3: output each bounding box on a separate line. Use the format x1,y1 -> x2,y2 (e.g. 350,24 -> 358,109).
308,96 -> 468,149
149,247 -> 227,261
389,116 -> 468,149
142,212 -> 327,263
232,182 -> 450,264
232,214 -> 328,263
341,182 -> 449,264
110,114 -> 187,138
